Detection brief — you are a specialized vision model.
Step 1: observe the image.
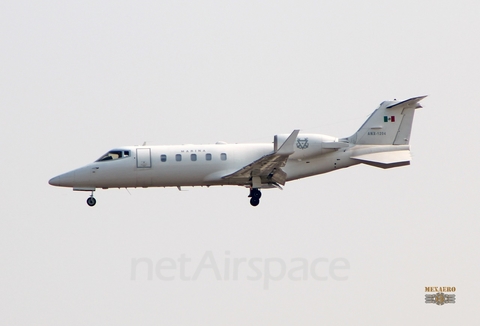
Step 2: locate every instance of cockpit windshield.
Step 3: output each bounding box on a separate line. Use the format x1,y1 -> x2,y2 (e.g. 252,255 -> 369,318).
95,150 -> 130,162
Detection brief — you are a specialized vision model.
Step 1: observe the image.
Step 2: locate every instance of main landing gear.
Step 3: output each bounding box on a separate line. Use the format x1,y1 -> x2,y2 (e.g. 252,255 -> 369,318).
248,188 -> 262,207
86,192 -> 96,207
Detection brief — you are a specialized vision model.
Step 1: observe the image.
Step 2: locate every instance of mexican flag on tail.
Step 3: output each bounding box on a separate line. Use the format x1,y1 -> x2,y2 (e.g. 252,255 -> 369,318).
384,116 -> 395,122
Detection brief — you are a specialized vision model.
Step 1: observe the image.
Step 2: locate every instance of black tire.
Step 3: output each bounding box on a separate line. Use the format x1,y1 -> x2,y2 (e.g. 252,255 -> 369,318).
250,197 -> 260,206
252,189 -> 262,199
86,197 -> 96,207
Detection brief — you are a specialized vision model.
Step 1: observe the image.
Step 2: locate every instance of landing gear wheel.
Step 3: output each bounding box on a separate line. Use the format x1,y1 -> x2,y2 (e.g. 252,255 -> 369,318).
252,189 -> 262,199
250,197 -> 260,207
249,188 -> 262,199
86,197 -> 96,207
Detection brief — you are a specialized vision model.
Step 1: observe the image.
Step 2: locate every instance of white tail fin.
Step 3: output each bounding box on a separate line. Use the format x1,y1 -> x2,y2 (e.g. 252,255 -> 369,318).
345,96 -> 427,145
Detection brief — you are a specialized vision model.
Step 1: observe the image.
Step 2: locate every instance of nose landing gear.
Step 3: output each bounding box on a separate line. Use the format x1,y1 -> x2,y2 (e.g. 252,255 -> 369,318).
248,188 -> 262,207
86,192 -> 96,207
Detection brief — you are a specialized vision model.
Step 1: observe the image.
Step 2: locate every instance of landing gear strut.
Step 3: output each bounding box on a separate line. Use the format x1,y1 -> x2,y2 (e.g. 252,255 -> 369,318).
248,188 -> 262,207
86,192 -> 96,207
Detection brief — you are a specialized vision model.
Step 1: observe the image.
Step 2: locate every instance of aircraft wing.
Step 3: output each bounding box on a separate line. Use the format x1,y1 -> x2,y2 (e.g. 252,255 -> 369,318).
222,130 -> 299,186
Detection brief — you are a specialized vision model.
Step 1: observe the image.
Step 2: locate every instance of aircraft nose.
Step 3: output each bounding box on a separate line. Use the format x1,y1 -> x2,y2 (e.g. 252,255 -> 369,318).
48,176 -> 60,186
48,171 -> 75,187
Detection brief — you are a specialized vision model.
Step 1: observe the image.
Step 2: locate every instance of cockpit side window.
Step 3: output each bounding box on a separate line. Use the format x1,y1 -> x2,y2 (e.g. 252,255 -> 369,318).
96,150 -> 130,162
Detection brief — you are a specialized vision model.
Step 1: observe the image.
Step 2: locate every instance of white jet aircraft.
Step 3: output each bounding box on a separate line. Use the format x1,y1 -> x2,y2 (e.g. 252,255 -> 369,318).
49,96 -> 426,207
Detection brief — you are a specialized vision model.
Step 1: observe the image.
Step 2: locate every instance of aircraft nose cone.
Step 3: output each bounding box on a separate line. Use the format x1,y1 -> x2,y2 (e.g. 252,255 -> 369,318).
48,171 -> 75,187
49,176 -> 60,186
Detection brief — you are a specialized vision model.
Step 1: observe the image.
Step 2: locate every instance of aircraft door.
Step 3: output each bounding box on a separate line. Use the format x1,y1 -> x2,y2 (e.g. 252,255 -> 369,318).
136,148 -> 152,168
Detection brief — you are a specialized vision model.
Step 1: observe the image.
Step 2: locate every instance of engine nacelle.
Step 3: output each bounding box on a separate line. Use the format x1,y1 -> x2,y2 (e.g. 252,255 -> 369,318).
274,133 -> 338,160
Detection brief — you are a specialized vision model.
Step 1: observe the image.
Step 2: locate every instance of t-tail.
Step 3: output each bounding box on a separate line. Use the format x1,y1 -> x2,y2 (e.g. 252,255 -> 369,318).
345,96 -> 427,145
342,96 -> 427,169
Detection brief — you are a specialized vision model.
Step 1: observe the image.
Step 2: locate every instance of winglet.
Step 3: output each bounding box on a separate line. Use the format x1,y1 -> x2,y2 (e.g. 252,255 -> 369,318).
276,130 -> 300,155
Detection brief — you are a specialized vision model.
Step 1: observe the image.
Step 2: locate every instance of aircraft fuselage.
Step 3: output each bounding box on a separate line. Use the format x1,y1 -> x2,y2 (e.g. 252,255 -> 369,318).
49,96 -> 425,206
49,140 -> 362,189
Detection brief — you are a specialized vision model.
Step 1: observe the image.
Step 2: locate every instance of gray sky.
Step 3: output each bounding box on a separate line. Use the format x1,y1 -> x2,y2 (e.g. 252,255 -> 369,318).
1,1 -> 479,325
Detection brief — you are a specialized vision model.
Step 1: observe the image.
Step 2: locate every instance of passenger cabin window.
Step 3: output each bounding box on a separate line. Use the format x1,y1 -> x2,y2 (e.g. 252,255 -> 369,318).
160,154 -> 167,162
206,153 -> 212,161
191,154 -> 197,161
176,154 -> 182,162
221,153 -> 227,161
96,150 -> 130,162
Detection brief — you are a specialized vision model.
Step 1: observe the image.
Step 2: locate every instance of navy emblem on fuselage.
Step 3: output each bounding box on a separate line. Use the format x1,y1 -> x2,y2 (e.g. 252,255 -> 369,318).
296,138 -> 309,149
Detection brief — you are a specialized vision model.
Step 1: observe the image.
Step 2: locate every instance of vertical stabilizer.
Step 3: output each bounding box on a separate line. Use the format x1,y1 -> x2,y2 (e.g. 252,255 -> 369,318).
347,96 -> 426,145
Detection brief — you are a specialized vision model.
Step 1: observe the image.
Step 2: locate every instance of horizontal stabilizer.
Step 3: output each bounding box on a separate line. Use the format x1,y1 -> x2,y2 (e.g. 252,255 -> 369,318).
351,150 -> 411,165
387,95 -> 427,110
